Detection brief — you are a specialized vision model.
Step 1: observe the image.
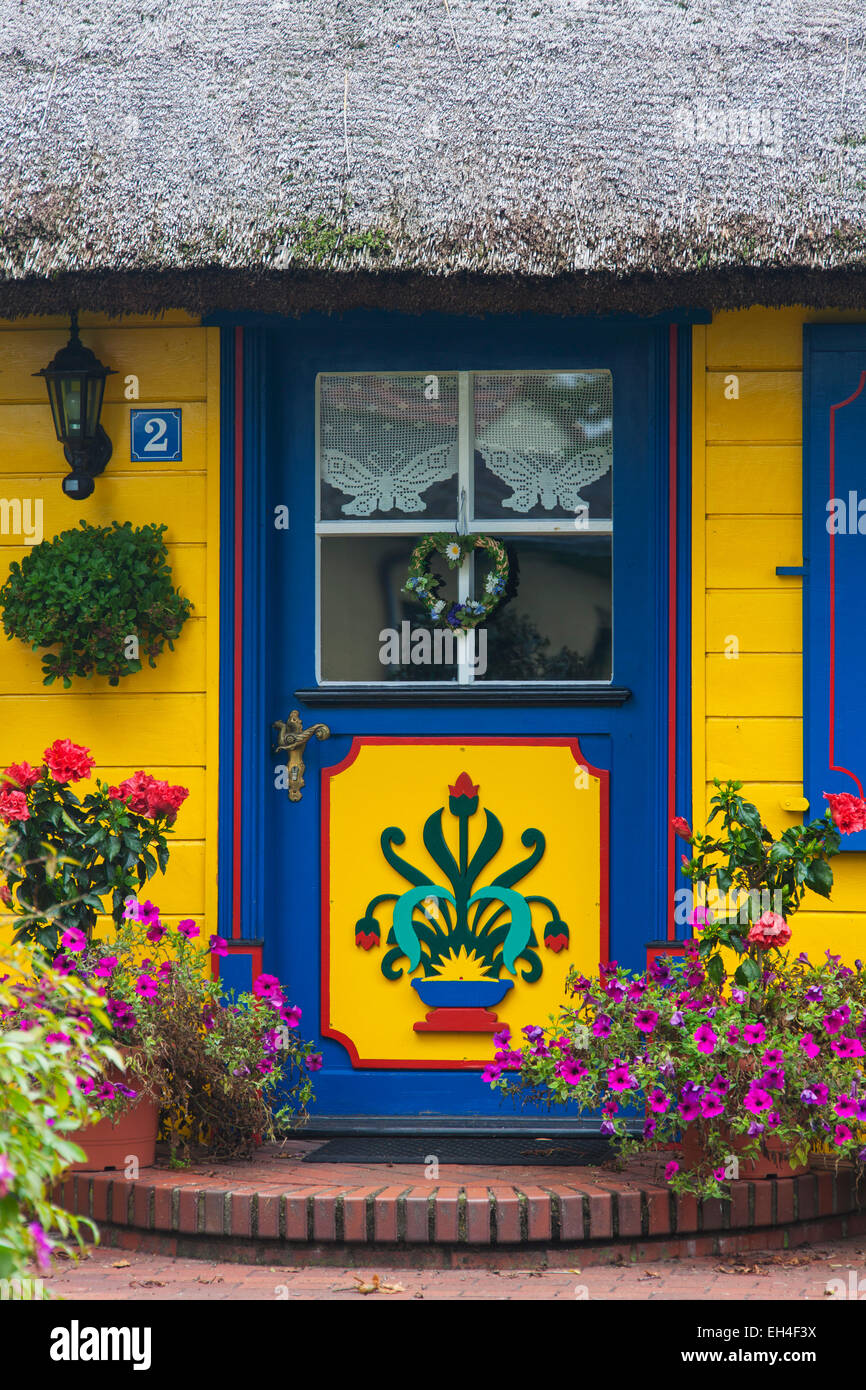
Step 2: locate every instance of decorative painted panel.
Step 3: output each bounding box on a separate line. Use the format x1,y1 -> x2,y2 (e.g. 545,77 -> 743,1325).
322,737 -> 607,1067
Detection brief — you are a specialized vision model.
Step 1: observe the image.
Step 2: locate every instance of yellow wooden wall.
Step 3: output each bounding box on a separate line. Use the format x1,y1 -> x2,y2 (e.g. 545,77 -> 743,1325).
692,307 -> 866,961
0,313 -> 219,937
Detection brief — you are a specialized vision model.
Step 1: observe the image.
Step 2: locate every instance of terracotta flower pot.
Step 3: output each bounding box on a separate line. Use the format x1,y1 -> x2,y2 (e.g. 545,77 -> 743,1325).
676,1121 -> 809,1180
66,1055 -> 159,1173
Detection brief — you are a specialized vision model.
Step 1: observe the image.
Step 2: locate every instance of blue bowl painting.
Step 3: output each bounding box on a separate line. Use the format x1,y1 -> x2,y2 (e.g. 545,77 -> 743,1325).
411,979 -> 514,1008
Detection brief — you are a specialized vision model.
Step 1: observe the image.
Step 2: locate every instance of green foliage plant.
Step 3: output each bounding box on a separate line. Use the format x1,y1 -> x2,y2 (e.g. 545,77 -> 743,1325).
0,945 -> 122,1287
0,520 -> 192,687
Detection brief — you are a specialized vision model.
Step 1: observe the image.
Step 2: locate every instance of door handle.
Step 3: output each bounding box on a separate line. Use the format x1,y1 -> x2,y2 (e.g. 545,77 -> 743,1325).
272,710 -> 331,802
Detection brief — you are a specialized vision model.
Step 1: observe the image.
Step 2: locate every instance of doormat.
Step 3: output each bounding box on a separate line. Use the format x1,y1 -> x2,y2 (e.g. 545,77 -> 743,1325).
302,1135 -> 615,1165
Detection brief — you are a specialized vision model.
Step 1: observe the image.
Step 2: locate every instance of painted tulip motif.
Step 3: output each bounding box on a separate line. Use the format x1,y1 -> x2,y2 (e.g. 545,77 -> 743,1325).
354,773 -> 568,983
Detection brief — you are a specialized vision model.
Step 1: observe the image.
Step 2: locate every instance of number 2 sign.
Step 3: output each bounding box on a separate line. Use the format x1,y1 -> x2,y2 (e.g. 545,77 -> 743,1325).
130,409 -> 182,462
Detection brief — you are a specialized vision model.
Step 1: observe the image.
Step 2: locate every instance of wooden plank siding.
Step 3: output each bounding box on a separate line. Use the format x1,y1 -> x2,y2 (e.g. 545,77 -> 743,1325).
0,312 -> 219,940
694,307 -> 866,960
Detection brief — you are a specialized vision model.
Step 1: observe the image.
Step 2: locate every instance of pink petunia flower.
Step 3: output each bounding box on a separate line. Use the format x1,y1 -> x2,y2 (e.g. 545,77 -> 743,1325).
633,1008 -> 659,1034
28,1221 -> 54,1273
693,1024 -> 717,1055
60,927 -> 87,954
607,1063 -> 637,1093
743,1023 -> 766,1045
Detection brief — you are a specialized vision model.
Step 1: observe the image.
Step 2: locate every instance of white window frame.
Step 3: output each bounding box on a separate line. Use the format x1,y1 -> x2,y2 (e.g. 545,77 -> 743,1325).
315,369 -> 613,685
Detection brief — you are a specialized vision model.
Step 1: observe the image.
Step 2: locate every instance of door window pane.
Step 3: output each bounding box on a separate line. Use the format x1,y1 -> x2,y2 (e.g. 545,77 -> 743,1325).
473,371 -> 612,522
319,373 -> 458,520
476,536 -> 612,680
320,536 -> 459,681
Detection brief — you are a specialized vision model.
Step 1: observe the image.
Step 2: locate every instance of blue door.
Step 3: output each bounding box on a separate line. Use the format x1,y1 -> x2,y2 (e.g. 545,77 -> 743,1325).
226,311 -> 676,1121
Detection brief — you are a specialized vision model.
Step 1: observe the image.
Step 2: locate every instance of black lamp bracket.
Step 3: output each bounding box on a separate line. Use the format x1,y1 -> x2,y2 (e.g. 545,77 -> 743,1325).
63,424 -> 112,477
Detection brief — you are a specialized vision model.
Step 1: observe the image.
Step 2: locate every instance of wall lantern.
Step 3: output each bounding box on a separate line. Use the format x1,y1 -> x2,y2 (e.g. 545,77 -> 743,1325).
34,313 -> 116,500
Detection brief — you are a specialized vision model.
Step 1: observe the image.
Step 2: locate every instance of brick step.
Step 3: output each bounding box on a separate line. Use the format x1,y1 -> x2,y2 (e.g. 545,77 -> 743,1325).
53,1153 -> 863,1265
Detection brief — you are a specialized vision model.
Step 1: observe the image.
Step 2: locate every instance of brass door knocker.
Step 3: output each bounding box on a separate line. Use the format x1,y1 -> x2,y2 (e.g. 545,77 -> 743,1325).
272,711 -> 331,802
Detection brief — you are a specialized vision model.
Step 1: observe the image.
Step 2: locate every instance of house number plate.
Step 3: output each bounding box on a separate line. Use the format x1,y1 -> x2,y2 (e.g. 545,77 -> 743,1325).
130,409 -> 182,462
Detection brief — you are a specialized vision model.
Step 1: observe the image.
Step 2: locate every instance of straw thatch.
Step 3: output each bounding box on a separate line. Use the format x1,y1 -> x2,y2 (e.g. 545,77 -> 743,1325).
1,0 -> 866,317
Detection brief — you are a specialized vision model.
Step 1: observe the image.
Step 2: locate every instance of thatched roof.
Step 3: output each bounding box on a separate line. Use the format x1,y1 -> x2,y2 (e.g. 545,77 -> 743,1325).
2,0 -> 866,318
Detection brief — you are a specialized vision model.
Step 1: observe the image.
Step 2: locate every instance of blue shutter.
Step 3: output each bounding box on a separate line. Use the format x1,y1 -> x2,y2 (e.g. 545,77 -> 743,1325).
803,325 -> 866,850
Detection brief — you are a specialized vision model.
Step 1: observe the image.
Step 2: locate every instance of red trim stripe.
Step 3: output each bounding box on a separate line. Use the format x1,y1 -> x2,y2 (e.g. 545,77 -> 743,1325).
232,327 -> 244,936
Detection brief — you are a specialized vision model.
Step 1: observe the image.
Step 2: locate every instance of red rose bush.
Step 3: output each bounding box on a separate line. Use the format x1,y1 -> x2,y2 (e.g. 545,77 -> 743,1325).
0,738 -> 188,954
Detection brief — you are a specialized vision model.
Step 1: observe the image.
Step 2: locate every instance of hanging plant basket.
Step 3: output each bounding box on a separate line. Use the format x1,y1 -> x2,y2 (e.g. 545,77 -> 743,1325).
0,520 -> 193,687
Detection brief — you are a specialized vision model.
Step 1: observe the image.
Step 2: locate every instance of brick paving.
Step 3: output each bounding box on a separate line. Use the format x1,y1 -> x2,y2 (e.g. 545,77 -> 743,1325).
44,1235 -> 866,1300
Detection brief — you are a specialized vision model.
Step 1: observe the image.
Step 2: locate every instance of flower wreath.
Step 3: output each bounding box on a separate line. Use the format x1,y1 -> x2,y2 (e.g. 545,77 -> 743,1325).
401,533 -> 509,631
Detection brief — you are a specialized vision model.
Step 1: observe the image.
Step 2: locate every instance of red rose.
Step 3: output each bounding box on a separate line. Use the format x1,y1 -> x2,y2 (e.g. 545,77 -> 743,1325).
145,779 -> 189,823
0,787 -> 29,823
671,816 -> 693,840
110,770 -> 154,815
110,771 -> 188,824
747,910 -> 791,949
43,739 -> 95,784
3,761 -> 41,790
823,792 -> 866,836
0,883 -> 12,905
